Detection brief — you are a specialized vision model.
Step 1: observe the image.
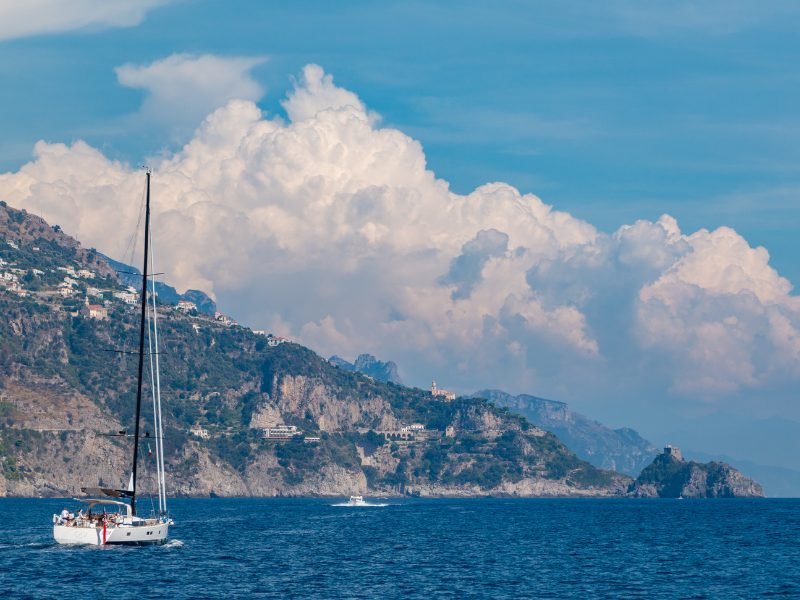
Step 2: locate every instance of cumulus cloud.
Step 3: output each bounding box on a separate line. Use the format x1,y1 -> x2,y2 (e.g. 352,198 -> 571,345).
282,64 -> 373,124
636,226 -> 800,393
440,229 -> 509,300
0,63 -> 798,417
116,53 -> 267,132
0,0 -> 171,41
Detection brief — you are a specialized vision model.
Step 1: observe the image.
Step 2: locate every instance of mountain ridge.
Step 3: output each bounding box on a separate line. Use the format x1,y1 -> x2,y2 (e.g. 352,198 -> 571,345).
473,389 -> 659,476
328,353 -> 403,385
101,253 -> 217,315
0,200 -> 630,498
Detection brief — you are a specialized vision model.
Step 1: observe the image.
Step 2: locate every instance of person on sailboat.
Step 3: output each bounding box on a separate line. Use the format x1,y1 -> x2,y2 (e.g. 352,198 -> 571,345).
51,171 -> 172,547
60,508 -> 70,523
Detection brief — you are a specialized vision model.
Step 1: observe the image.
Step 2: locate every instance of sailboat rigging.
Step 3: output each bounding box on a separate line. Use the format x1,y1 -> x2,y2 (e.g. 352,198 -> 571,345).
52,170 -> 172,545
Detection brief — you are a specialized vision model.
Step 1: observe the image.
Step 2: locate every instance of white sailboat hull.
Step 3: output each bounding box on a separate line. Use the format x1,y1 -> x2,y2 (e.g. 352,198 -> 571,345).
53,521 -> 169,546
52,172 -> 172,549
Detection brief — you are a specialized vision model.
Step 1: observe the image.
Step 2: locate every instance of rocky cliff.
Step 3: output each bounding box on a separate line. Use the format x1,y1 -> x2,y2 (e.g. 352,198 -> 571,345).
476,389 -> 658,476
628,448 -> 764,498
0,201 -> 629,498
329,353 -> 403,385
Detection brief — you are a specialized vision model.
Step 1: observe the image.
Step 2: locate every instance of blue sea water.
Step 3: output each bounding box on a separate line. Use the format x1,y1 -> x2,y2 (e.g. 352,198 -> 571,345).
1,497 -> 799,599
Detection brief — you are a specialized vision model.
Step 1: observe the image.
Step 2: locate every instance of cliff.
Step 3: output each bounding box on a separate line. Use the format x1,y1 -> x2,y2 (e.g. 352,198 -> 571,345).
628,449 -> 764,498
0,201 -> 628,498
476,389 -> 658,476
329,353 -> 403,385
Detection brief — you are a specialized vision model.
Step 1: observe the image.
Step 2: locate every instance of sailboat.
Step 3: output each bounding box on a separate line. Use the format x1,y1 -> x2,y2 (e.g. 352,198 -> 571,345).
52,170 -> 172,545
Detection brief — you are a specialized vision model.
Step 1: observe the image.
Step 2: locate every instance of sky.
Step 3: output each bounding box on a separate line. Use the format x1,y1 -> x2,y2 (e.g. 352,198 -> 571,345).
0,0 -> 799,474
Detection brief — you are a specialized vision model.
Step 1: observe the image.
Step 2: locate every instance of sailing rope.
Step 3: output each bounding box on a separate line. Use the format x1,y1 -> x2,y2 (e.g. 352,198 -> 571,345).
145,211 -> 168,515
146,298 -> 161,515
137,437 -> 158,518
121,177 -> 148,273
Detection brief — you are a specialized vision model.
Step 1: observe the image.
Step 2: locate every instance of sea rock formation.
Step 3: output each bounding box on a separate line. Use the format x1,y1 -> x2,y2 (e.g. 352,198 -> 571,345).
628,446 -> 764,498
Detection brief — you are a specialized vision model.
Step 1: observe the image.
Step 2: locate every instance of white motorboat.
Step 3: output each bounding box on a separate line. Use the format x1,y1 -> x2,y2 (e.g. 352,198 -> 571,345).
346,495 -> 367,506
53,170 -> 171,546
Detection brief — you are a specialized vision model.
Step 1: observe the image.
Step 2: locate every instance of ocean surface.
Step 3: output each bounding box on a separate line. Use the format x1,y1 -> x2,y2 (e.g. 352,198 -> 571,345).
1,497 -> 799,599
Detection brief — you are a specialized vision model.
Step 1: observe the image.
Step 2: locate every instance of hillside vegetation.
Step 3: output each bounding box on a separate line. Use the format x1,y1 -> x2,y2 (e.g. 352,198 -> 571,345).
628,449 -> 763,498
476,389 -> 659,476
0,201 -> 630,497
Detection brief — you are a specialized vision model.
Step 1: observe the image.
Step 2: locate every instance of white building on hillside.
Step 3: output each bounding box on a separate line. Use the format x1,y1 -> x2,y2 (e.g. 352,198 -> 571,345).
57,266 -> 77,277
113,291 -> 137,305
431,380 -> 456,401
190,424 -> 210,439
176,299 -> 197,313
262,425 -> 299,439
214,311 -> 235,326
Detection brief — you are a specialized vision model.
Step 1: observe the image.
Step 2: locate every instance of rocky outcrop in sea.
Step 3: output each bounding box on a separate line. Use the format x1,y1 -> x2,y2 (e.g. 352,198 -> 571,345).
628,446 -> 764,498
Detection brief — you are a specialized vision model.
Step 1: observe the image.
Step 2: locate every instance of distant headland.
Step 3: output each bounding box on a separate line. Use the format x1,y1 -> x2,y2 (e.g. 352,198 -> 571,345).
0,202 -> 762,499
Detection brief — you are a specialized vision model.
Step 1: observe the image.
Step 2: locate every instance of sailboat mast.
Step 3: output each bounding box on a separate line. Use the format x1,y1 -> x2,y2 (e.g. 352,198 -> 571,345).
130,170 -> 152,516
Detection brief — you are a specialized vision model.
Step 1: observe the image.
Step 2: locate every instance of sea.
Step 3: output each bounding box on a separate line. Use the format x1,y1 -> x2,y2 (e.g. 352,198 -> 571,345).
1,497 -> 799,599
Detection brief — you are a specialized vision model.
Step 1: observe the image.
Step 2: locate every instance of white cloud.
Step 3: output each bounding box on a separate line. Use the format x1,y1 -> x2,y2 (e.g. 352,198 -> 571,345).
115,53 -> 267,133
0,0 -> 171,41
635,226 -> 800,392
282,64 -> 373,124
0,63 -> 798,416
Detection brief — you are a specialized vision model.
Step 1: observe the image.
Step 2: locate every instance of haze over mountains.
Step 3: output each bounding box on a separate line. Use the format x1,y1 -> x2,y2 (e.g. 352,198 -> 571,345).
336,355 -> 795,494
0,201 -> 766,499
0,201 -> 629,498
334,353 -> 657,477
101,253 -> 217,316
472,390 -> 658,477
1,62 -> 797,474
328,354 -> 403,386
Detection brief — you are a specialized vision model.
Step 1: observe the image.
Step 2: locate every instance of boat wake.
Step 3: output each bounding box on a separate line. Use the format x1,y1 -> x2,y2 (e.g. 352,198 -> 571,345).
162,539 -> 184,549
331,502 -> 390,507
0,541 -> 57,550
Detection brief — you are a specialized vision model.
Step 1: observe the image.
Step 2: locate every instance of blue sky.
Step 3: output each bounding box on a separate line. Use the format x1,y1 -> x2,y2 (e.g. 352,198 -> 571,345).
2,1 -> 800,483
2,0 -> 798,281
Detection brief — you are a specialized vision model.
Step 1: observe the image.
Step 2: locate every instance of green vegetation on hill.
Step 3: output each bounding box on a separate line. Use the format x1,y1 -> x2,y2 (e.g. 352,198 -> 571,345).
0,201 -> 626,497
629,451 -> 763,498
